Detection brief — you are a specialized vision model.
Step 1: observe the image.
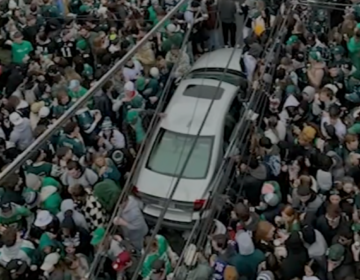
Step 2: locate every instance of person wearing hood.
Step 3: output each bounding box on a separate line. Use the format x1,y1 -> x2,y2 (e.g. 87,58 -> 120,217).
301,225 -> 327,264
60,214 -> 92,256
25,174 -> 62,215
93,179 -> 122,213
57,199 -> 88,231
113,195 -> 148,251
232,231 -> 265,280
281,231 -> 309,280
61,160 -> 98,188
8,112 -> 34,152
237,155 -> 269,206
0,227 -> 35,267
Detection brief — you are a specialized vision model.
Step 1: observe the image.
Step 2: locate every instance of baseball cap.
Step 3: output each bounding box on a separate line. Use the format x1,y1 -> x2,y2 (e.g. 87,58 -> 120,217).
41,252 -> 60,271
124,81 -> 135,92
136,77 -> 146,91
112,251 -> 131,271
91,227 -> 105,245
34,210 -> 53,227
328,243 -> 345,262
9,112 -> 24,126
39,106 -> 50,118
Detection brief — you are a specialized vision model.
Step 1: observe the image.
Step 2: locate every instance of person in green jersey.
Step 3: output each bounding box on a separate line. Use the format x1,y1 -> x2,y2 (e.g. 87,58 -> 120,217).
7,31 -> 33,64
160,24 -> 184,54
347,23 -> 360,71
25,149 -> 62,178
141,235 -> 177,278
57,121 -> 86,158
68,80 -> 87,101
53,90 -> 75,119
0,202 -> 31,231
135,76 -> 161,108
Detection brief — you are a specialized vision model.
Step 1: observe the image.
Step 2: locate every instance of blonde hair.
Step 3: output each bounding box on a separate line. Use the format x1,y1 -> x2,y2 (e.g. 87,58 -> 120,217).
64,67 -> 82,82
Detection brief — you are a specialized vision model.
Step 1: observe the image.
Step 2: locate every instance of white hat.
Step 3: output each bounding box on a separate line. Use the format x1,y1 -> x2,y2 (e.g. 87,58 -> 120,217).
150,67 -> 160,79
9,112 -> 23,126
34,210 -> 53,227
39,107 -> 50,118
166,24 -> 180,33
40,252 -> 60,272
124,81 -> 135,92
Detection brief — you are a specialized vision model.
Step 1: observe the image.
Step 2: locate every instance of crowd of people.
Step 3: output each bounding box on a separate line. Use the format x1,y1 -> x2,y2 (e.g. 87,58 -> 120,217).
194,2 -> 360,280
4,0 -> 360,279
0,0 -> 222,278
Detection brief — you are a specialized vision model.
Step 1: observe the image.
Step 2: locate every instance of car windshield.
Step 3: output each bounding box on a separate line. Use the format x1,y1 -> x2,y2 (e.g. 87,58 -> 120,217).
146,129 -> 214,179
188,68 -> 247,87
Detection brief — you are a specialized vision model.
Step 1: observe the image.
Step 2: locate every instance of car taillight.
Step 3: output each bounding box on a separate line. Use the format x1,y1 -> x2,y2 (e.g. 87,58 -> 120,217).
132,185 -> 139,194
193,199 -> 206,211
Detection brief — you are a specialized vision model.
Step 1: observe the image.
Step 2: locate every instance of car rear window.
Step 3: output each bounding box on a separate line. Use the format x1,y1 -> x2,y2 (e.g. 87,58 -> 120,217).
188,68 -> 248,87
146,129 -> 214,179
183,85 -> 223,100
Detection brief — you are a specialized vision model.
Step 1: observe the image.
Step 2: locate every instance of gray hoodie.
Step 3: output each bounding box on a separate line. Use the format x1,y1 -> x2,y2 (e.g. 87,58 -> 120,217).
304,229 -> 327,261
9,118 -> 34,151
119,196 -> 148,251
57,199 -> 89,231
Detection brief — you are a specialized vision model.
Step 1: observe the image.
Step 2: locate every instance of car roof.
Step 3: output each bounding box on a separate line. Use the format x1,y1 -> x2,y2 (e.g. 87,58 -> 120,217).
190,48 -> 243,73
160,78 -> 237,136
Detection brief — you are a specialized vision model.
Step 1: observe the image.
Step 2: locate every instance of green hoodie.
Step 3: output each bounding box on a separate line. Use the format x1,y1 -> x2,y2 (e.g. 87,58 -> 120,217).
93,179 -> 122,213
57,134 -> 86,158
40,177 -> 62,215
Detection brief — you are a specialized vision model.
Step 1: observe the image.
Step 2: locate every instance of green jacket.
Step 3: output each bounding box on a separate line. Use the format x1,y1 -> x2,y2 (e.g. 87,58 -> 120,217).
40,177 -> 62,215
137,78 -> 161,100
93,179 -> 122,213
53,101 -> 75,119
161,33 -> 184,53
57,134 -> 86,158
0,203 -> 31,228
